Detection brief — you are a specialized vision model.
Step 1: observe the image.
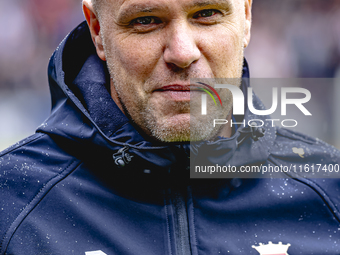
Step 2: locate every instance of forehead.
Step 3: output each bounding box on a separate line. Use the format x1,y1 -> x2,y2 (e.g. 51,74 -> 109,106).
108,0 -> 236,14
114,0 -> 234,6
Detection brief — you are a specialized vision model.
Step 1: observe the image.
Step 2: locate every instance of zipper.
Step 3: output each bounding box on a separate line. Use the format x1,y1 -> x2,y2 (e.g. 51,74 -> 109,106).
167,144 -> 192,255
171,188 -> 192,255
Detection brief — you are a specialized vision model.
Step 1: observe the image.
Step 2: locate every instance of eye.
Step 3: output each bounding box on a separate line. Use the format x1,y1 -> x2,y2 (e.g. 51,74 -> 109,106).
193,9 -> 220,19
132,16 -> 161,25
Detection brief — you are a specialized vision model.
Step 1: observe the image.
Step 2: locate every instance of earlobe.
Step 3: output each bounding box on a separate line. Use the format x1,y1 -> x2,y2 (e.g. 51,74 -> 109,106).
244,0 -> 252,48
244,20 -> 251,48
82,0 -> 106,61
93,33 -> 106,61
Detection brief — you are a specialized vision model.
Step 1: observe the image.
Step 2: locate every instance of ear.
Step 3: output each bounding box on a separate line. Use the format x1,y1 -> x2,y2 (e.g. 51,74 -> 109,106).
243,0 -> 252,48
83,0 -> 106,61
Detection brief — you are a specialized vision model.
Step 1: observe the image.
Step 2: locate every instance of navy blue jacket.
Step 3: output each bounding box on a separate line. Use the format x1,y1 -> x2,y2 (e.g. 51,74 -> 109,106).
1,22 -> 340,255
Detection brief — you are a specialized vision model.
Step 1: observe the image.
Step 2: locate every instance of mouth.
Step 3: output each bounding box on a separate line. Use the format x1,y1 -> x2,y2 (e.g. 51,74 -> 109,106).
154,84 -> 197,101
153,83 -> 221,104
156,85 -> 192,91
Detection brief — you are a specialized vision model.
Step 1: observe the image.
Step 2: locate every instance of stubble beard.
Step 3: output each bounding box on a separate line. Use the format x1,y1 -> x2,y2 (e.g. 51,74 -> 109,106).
141,101 -> 223,142
108,75 -> 228,142
109,76 -> 238,143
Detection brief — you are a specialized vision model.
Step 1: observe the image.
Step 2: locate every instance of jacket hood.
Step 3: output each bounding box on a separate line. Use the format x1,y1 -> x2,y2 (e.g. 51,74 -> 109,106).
38,21 -> 277,174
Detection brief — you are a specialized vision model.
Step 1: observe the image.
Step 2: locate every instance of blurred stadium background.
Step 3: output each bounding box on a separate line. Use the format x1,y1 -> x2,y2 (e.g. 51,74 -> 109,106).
1,0 -> 340,151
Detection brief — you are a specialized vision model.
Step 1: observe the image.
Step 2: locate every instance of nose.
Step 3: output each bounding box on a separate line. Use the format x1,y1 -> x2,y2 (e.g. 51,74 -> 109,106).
163,22 -> 201,69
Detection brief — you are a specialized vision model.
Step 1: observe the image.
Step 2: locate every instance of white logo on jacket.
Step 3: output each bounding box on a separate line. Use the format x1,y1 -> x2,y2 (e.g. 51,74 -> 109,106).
85,251 -> 107,255
252,241 -> 291,255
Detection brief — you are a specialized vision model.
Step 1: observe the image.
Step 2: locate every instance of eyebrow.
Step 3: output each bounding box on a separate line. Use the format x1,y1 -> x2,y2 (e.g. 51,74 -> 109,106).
191,0 -> 233,8
117,4 -> 166,22
117,0 -> 233,22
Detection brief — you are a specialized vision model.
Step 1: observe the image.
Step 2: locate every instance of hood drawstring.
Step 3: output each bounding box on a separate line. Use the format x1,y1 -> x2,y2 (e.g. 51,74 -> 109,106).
237,124 -> 265,147
113,146 -> 134,168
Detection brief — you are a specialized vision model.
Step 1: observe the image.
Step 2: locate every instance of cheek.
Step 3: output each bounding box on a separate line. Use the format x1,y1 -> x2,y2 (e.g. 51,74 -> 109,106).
104,34 -> 166,111
111,35 -> 163,78
199,26 -> 243,77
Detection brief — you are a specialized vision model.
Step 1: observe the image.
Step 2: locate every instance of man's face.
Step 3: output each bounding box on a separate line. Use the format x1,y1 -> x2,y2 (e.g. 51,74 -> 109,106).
88,0 -> 251,142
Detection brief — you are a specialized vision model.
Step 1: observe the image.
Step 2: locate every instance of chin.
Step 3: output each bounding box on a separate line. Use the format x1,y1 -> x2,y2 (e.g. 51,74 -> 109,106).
147,114 -> 217,142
